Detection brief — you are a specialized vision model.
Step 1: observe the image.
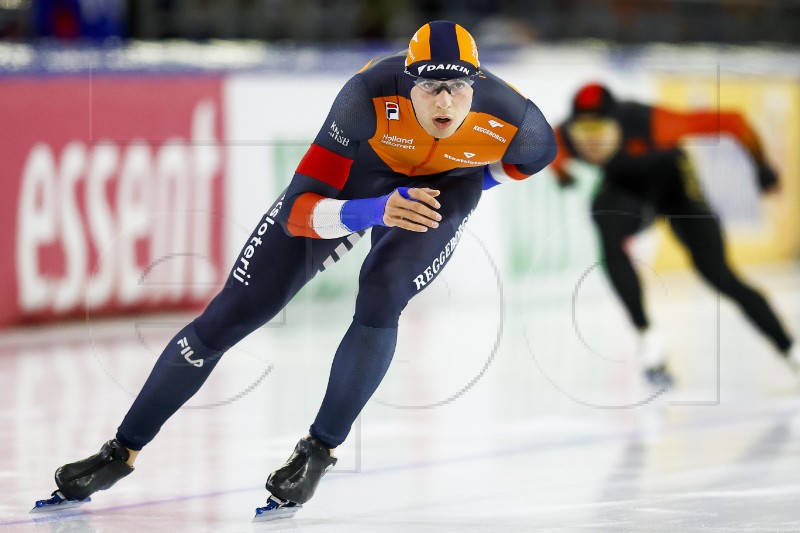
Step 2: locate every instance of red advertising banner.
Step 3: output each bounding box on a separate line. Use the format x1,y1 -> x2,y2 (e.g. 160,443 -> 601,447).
0,76 -> 226,327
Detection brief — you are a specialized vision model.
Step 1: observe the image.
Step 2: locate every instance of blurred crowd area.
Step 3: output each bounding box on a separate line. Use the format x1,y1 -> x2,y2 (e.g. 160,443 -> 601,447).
1,0 -> 799,45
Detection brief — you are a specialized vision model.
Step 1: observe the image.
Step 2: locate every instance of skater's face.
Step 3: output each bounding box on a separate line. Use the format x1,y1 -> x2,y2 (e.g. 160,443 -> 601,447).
410,79 -> 474,138
568,116 -> 622,165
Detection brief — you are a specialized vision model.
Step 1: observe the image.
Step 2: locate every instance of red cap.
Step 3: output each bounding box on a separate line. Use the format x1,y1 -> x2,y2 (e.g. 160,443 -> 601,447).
571,83 -> 617,117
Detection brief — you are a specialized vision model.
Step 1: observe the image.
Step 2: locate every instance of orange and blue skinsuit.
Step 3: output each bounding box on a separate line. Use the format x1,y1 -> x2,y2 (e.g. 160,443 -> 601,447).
116,51 -> 557,451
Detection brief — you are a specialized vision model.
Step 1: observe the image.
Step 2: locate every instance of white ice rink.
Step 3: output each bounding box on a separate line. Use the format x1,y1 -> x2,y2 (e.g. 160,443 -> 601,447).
1,261 -> 799,533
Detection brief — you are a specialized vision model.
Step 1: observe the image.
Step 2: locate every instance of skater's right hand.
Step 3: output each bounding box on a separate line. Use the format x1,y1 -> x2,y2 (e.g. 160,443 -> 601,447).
383,187 -> 442,232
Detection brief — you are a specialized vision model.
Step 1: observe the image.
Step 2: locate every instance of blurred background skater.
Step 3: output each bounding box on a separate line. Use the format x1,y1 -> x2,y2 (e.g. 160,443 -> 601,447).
34,20 -> 557,520
550,82 -> 797,387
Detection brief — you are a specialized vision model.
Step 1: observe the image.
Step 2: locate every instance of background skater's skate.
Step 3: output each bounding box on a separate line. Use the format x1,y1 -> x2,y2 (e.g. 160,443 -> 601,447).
253,436 -> 336,522
638,328 -> 675,389
31,439 -> 133,513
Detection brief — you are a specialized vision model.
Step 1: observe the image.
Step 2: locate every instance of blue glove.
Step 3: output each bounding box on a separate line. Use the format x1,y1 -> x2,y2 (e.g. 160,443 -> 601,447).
340,187 -> 411,232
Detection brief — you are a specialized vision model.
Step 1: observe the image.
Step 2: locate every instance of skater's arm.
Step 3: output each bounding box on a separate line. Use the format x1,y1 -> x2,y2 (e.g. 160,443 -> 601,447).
651,107 -> 765,156
284,182 -> 441,236
651,107 -> 778,191
280,75 -> 384,238
482,100 -> 557,190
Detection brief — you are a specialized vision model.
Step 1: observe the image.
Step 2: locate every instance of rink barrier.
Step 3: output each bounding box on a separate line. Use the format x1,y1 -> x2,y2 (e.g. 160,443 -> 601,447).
0,74 -> 226,327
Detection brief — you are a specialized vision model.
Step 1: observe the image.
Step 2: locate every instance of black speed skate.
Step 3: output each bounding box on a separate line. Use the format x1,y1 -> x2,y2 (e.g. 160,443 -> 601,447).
644,363 -> 674,389
253,437 -> 337,522
31,439 -> 134,513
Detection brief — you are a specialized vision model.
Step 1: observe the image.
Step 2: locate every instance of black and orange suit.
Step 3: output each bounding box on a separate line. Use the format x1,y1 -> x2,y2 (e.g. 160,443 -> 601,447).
550,93 -> 791,354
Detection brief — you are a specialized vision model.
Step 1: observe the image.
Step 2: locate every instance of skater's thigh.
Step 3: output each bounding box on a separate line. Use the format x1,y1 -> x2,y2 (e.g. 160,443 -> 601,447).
662,154 -> 722,253
196,194 -> 362,349
591,185 -> 652,238
354,173 -> 482,327
668,210 -> 725,267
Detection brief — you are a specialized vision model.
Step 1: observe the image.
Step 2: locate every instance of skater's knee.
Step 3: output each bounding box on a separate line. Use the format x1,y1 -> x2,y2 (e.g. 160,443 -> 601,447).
354,270 -> 412,328
599,235 -> 628,262
193,308 -> 256,351
693,262 -> 741,296
354,285 -> 407,328
193,287 -> 289,349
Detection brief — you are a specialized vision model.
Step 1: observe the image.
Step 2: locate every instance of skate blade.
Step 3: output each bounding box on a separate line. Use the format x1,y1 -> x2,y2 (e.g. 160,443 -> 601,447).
252,504 -> 301,522
30,492 -> 91,514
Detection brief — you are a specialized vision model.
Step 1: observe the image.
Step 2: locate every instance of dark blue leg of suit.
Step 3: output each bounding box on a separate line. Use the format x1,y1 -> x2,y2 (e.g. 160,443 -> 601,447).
116,193 -> 362,450
310,171 -> 483,448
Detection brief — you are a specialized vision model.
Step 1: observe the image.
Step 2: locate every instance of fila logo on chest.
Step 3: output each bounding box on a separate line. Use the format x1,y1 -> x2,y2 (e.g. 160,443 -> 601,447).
385,102 -> 400,120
